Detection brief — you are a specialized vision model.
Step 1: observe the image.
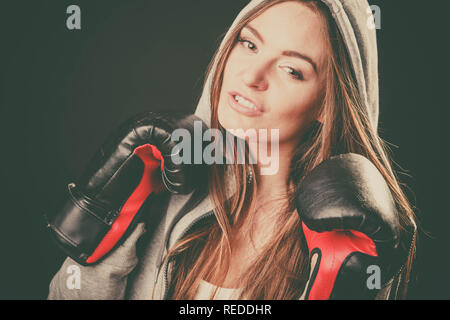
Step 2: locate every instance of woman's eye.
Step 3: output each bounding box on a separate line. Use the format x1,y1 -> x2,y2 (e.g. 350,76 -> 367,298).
237,38 -> 257,52
283,67 -> 304,81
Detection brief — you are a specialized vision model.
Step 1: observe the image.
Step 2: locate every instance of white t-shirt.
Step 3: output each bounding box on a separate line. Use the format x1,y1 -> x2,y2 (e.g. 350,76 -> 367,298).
194,279 -> 241,300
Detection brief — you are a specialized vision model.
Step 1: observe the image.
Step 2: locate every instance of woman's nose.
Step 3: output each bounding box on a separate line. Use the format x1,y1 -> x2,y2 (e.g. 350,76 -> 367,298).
241,61 -> 269,91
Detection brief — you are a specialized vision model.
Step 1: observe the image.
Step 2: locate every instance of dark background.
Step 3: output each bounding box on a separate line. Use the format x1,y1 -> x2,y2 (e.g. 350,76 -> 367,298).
0,0 -> 448,299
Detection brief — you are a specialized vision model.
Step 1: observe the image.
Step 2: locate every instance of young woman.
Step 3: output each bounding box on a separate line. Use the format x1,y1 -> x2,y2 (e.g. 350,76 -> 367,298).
48,0 -> 417,300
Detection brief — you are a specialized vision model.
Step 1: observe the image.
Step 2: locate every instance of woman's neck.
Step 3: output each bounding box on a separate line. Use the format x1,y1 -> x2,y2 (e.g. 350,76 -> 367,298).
234,140 -> 296,238
254,139 -> 295,199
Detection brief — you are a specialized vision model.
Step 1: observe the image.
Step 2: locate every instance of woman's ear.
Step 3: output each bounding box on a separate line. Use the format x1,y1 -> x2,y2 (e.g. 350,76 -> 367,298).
314,97 -> 325,124
316,111 -> 324,124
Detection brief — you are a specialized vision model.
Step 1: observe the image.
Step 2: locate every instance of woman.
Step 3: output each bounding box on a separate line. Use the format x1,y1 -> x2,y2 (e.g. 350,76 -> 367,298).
48,0 -> 417,300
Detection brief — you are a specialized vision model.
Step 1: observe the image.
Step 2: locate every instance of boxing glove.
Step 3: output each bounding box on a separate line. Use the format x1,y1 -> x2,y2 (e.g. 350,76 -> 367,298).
296,153 -> 410,299
45,112 -> 208,265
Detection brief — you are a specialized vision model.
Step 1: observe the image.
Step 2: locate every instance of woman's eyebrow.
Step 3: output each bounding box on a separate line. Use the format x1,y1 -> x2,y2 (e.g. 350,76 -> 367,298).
244,25 -> 265,44
244,24 -> 318,74
282,50 -> 317,74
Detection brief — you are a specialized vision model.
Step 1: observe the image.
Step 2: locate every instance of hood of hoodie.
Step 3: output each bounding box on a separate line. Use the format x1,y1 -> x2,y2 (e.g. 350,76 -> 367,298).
194,0 -> 379,131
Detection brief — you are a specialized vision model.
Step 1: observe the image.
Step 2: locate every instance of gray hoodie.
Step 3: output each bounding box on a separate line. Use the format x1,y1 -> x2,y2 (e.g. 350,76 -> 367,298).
48,0 -> 391,300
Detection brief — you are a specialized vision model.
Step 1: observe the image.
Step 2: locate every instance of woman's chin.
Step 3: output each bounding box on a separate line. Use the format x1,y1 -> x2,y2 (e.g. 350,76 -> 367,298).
219,109 -> 254,132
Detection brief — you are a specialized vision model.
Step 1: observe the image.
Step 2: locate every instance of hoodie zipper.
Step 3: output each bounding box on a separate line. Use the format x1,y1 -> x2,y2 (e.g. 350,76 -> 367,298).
156,210 -> 215,299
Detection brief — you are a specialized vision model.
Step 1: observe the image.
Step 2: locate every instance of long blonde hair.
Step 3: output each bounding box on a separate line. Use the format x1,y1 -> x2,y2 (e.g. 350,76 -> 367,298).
164,0 -> 418,300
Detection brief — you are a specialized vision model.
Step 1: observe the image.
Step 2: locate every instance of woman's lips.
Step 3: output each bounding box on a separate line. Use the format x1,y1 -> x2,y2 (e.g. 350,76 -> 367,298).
228,92 -> 264,117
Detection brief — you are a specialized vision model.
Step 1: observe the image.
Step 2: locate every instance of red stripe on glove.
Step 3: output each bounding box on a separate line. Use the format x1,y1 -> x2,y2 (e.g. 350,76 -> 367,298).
86,144 -> 165,264
302,222 -> 378,300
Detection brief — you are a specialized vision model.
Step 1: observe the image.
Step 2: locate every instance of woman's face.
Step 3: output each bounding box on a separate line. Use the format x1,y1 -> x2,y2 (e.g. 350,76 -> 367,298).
218,1 -> 328,145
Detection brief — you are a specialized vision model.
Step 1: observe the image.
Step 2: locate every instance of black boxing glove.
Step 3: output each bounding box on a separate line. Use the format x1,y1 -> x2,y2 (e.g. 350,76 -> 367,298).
296,153 -> 410,299
45,112 -> 208,265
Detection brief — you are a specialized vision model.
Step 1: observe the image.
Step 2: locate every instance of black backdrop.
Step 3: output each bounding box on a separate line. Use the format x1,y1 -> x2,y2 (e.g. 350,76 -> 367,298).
0,0 -> 449,299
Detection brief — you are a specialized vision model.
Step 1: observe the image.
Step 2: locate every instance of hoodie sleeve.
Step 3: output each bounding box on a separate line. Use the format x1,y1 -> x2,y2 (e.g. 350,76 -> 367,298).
47,222 -> 146,300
